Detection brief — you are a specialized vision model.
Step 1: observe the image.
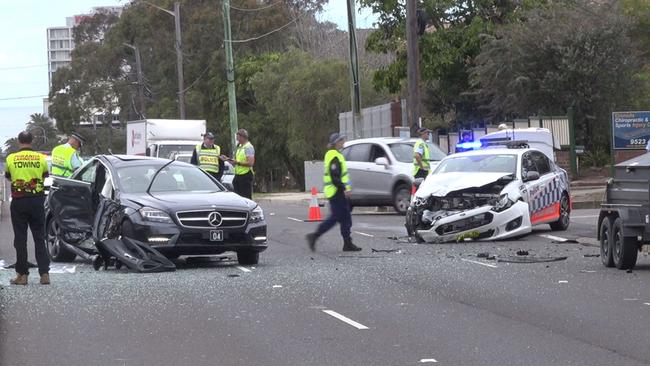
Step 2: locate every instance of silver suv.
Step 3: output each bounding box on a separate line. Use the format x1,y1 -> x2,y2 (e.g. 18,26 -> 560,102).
341,137 -> 446,214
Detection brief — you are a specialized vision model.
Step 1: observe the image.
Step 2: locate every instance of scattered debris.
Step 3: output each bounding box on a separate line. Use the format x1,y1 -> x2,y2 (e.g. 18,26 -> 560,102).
227,274 -> 240,278
497,256 -> 568,264
551,239 -> 580,244
579,270 -> 596,273
50,265 -> 76,274
583,254 -> 600,258
269,213 -> 276,216
516,250 -> 529,256
627,269 -> 633,273
339,255 -> 381,259
2,261 -> 37,269
477,252 -> 490,258
371,248 -> 401,253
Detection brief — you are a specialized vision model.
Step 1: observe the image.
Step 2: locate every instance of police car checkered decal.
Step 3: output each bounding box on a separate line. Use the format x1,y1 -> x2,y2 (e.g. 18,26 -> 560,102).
530,173 -> 568,214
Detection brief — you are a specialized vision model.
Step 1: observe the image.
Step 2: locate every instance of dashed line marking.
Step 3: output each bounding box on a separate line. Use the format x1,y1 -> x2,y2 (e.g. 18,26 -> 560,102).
623,298 -> 638,301
644,303 -> 650,306
571,215 -> 599,219
558,280 -> 568,284
322,310 -> 369,330
460,258 -> 498,268
236,266 -> 252,273
287,217 -> 304,222
539,234 -> 569,242
354,231 -> 374,237
420,359 -> 438,363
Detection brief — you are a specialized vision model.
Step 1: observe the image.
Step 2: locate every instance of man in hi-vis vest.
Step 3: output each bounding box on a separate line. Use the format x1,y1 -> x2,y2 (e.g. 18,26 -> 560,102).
51,132 -> 85,178
191,132 -> 224,182
306,133 -> 361,252
413,127 -> 431,179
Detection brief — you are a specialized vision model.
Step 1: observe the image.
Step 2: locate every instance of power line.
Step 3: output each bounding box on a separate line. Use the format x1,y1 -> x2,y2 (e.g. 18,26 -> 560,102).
229,1 -> 282,12
0,95 -> 48,101
181,52 -> 220,93
0,64 -> 47,71
226,10 -> 309,43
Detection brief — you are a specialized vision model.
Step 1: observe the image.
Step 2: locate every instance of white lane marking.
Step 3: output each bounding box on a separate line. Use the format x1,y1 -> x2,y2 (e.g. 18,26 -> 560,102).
287,217 -> 304,222
322,310 -> 369,330
354,231 -> 374,238
571,215 -> 599,219
273,285 -> 283,288
623,298 -> 638,301
644,303 -> 650,306
539,234 -> 569,242
460,258 -> 498,268
420,359 -> 438,363
558,280 -> 568,284
236,266 -> 252,273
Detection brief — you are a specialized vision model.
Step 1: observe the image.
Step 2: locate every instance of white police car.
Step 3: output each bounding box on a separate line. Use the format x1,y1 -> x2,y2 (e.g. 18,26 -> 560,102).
406,128 -> 570,243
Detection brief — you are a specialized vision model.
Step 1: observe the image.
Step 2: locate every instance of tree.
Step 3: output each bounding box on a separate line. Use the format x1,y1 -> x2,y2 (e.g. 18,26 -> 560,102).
26,113 -> 62,151
359,0 -> 546,127
471,1 -> 639,150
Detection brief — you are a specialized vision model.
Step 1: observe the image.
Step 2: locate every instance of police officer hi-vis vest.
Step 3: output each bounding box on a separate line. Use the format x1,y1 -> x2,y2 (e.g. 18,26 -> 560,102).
196,144 -> 221,174
413,139 -> 431,175
6,149 -> 48,198
234,142 -> 254,175
51,144 -> 78,177
323,149 -> 351,199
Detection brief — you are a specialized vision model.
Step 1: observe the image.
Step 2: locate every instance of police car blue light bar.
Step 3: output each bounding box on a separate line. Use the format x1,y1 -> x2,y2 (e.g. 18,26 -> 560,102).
456,141 -> 483,150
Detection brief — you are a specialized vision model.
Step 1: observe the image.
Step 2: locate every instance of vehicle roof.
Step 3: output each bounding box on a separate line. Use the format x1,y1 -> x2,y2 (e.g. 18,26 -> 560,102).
444,148 -> 538,158
345,137 -> 421,145
99,154 -> 171,166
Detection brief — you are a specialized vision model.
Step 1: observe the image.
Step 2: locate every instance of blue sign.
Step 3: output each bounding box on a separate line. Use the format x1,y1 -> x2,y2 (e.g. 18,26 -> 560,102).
612,111 -> 650,150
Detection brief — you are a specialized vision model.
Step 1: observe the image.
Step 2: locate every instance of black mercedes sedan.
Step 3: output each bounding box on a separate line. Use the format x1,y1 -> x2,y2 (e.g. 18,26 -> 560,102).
45,155 -> 267,265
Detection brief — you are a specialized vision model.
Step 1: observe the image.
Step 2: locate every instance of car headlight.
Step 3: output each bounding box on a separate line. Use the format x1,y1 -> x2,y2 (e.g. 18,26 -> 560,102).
139,207 -> 173,223
250,205 -> 264,223
492,193 -> 514,212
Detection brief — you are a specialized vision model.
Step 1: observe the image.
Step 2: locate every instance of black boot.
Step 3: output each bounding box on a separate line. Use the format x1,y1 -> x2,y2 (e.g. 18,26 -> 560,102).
306,233 -> 318,252
342,237 -> 361,252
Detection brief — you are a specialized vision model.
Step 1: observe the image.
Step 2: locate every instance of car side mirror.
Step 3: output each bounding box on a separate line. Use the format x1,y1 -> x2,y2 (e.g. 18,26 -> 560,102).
525,171 -> 540,182
374,157 -> 389,167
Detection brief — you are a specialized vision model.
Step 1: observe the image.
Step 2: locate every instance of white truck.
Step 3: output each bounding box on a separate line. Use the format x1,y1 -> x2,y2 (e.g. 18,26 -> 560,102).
126,119 -> 206,159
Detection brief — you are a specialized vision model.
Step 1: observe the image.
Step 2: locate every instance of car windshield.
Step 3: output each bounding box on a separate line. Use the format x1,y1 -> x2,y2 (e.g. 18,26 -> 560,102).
388,142 -> 447,163
116,163 -> 223,194
435,154 -> 518,175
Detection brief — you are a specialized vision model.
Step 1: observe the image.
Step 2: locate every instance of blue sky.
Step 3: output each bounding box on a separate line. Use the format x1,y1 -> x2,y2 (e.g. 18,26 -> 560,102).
0,0 -> 376,145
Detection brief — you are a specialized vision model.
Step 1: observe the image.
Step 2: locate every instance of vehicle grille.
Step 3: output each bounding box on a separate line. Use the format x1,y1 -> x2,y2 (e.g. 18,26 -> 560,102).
176,210 -> 248,228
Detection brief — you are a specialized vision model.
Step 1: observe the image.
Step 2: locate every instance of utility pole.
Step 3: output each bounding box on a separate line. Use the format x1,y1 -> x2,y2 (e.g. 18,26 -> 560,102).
174,2 -> 186,119
124,43 -> 146,119
346,0 -> 362,139
222,0 -> 239,156
406,0 -> 420,134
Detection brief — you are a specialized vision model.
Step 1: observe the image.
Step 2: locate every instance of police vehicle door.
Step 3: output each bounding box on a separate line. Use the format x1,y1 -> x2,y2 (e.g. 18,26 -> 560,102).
524,151 -> 560,225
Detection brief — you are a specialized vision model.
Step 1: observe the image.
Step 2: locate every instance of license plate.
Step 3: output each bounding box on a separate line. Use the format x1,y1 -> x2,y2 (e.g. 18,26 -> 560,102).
209,230 -> 223,242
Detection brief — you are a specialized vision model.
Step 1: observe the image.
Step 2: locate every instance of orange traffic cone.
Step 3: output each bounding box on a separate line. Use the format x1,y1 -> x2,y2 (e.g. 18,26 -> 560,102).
306,187 -> 322,222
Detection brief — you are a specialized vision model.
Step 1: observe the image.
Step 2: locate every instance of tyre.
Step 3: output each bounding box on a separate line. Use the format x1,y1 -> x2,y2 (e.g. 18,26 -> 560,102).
237,250 -> 259,265
46,218 -> 76,262
611,217 -> 639,270
599,217 -> 614,267
549,193 -> 570,231
393,184 -> 411,215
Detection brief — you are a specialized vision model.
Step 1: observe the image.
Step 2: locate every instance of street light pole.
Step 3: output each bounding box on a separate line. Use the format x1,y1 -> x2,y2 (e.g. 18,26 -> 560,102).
222,0 -> 239,156
406,0 -> 420,134
346,0 -> 362,139
141,1 -> 185,119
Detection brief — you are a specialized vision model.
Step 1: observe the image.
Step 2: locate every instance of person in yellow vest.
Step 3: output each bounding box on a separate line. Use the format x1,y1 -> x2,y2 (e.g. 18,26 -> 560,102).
306,133 -> 361,252
51,132 -> 85,178
190,132 -> 224,182
4,131 -> 51,285
222,129 -> 255,199
413,127 -> 431,179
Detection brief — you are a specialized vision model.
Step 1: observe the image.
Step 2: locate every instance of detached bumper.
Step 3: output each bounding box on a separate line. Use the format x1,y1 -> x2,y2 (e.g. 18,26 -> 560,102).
416,201 -> 532,243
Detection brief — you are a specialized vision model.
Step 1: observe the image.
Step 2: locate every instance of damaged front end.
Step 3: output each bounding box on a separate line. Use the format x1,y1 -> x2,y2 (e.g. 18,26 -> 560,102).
406,173 -> 531,243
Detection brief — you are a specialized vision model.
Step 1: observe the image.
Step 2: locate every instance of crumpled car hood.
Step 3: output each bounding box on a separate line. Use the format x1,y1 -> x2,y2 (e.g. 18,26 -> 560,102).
416,172 -> 514,198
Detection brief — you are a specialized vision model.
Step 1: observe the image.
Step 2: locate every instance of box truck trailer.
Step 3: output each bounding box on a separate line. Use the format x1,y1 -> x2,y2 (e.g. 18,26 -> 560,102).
126,119 -> 206,159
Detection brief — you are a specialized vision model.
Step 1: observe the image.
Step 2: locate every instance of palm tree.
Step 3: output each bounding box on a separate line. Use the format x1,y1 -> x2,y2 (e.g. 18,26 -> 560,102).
26,113 -> 60,151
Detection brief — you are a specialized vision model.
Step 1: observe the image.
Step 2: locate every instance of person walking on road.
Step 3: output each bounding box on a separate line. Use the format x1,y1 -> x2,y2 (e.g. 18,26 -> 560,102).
222,129 -> 255,199
51,132 -> 85,178
413,127 -> 431,179
306,133 -> 361,252
5,131 -> 51,285
191,132 -> 225,182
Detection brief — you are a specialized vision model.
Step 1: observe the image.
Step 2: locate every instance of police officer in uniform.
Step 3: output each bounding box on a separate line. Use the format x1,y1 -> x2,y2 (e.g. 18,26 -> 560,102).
5,131 -> 50,285
413,127 -> 431,179
306,133 -> 361,252
51,132 -> 85,177
222,129 -> 255,199
191,132 -> 225,182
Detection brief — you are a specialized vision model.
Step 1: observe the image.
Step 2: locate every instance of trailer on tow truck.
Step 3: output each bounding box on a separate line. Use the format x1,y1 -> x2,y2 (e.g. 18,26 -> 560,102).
598,153 -> 650,269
